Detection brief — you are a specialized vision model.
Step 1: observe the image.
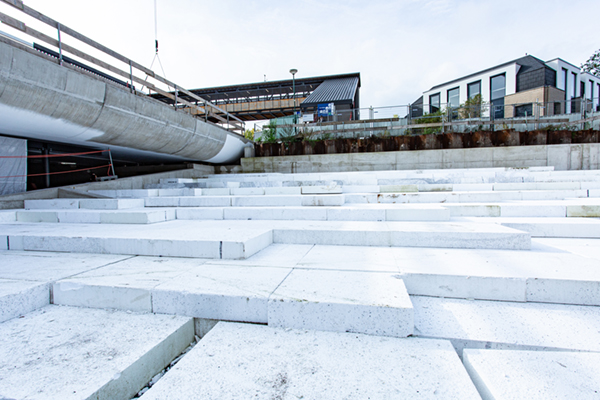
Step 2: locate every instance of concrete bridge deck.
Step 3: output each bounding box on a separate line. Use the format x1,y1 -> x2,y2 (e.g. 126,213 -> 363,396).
0,38 -> 249,164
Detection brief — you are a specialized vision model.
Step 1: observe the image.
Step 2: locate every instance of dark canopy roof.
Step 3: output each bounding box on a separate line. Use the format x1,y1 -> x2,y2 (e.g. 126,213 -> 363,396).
301,76 -> 360,107
150,72 -> 360,121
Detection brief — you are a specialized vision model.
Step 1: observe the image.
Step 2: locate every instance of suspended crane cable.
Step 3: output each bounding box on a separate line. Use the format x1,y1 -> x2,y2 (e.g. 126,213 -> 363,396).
141,0 -> 168,93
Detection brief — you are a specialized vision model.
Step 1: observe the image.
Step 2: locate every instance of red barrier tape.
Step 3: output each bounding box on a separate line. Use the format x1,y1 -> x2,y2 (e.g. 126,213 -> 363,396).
0,150 -> 109,159
0,164 -> 112,179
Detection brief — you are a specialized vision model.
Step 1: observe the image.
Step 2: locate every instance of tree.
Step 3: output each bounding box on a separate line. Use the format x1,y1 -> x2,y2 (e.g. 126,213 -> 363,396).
581,49 -> 600,77
459,94 -> 484,119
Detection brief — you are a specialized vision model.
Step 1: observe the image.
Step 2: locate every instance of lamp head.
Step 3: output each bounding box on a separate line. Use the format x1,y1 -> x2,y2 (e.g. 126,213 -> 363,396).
289,68 -> 298,76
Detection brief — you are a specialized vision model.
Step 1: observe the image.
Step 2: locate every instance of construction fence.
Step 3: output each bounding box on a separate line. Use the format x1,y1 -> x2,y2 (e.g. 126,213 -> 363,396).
254,97 -> 600,142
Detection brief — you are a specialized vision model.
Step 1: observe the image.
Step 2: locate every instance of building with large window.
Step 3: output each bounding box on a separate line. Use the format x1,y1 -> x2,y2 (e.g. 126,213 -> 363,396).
411,55 -> 600,119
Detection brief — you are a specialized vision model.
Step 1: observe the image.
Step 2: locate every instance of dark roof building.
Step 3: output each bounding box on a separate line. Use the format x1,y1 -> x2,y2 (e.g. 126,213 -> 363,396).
151,73 -> 361,121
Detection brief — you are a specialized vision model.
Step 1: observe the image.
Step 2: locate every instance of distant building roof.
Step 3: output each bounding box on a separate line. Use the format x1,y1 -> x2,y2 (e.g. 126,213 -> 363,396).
301,76 -> 360,107
150,72 -> 360,121
428,55 -> 547,92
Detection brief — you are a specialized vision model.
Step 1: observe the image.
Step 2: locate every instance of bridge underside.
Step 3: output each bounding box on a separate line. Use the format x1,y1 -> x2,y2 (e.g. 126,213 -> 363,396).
0,39 -> 248,165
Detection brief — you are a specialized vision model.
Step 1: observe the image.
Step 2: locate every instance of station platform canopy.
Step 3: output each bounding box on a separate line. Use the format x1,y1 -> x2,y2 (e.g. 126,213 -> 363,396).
151,73 -> 360,121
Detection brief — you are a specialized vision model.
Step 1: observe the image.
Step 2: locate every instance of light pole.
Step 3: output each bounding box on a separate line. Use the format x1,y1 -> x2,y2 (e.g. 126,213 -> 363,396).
289,68 -> 298,134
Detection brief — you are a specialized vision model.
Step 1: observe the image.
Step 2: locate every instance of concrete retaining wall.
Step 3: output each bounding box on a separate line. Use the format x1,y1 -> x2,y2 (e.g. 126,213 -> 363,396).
241,144 -> 600,174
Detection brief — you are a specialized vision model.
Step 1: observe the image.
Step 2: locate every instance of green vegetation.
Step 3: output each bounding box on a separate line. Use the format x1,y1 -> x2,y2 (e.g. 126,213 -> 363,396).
581,48 -> 600,77
459,94 -> 483,119
412,110 -> 443,134
257,121 -> 277,143
244,128 -> 255,141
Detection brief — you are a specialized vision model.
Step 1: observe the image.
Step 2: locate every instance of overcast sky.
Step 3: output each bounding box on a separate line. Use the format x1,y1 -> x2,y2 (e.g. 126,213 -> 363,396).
10,0 -> 600,109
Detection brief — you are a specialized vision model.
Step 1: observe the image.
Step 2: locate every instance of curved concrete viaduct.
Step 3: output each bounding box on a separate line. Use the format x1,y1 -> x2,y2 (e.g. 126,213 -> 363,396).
0,40 -> 248,164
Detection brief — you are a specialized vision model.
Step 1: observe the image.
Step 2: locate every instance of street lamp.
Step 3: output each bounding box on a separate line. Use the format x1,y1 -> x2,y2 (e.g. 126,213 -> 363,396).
289,69 -> 298,113
289,69 -> 298,131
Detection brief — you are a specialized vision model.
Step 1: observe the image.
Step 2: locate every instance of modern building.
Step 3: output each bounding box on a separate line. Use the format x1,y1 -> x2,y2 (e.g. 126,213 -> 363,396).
412,55 -> 600,119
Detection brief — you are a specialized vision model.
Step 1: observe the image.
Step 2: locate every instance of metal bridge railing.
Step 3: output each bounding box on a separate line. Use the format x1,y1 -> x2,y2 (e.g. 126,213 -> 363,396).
0,0 -> 245,135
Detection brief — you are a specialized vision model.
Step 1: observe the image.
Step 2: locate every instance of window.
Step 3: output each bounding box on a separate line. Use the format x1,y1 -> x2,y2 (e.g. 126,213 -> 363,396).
467,81 -> 481,99
447,87 -> 459,120
562,68 -> 568,100
447,87 -> 460,108
553,102 -> 562,115
490,75 -> 506,100
580,81 -> 585,98
490,74 -> 506,119
572,72 -> 577,97
429,93 -> 440,114
515,104 -> 533,117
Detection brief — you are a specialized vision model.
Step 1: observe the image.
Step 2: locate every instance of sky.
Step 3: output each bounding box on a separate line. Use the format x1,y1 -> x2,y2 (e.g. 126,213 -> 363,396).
5,0 -> 600,110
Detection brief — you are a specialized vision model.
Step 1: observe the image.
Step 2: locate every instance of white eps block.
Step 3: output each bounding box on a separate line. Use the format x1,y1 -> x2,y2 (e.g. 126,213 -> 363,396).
0,211 -> 16,222
232,195 -> 302,207
401,273 -> 527,302
24,199 -> 79,209
501,219 -> 600,238
152,265 -> 292,323
301,185 -> 342,194
326,207 -> 385,221
99,210 -> 175,224
268,269 -> 414,337
379,184 -> 418,193
176,208 -> 224,220
158,188 -> 186,197
79,198 -> 145,209
52,256 -> 207,312
386,206 -> 450,221
230,187 -> 265,196
140,322 -> 481,400
500,204 -> 566,217
0,305 -> 194,400
54,280 -> 152,312
264,187 -> 301,195
526,277 -> 600,306
301,194 -> 344,206
412,296 -> 600,356
341,185 -> 380,193
202,188 -> 230,196
16,211 -> 58,223
0,279 -> 49,323
224,207 -> 327,221
179,196 -> 231,207
145,197 -> 180,207
463,349 -> 600,400
567,205 -> 600,217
